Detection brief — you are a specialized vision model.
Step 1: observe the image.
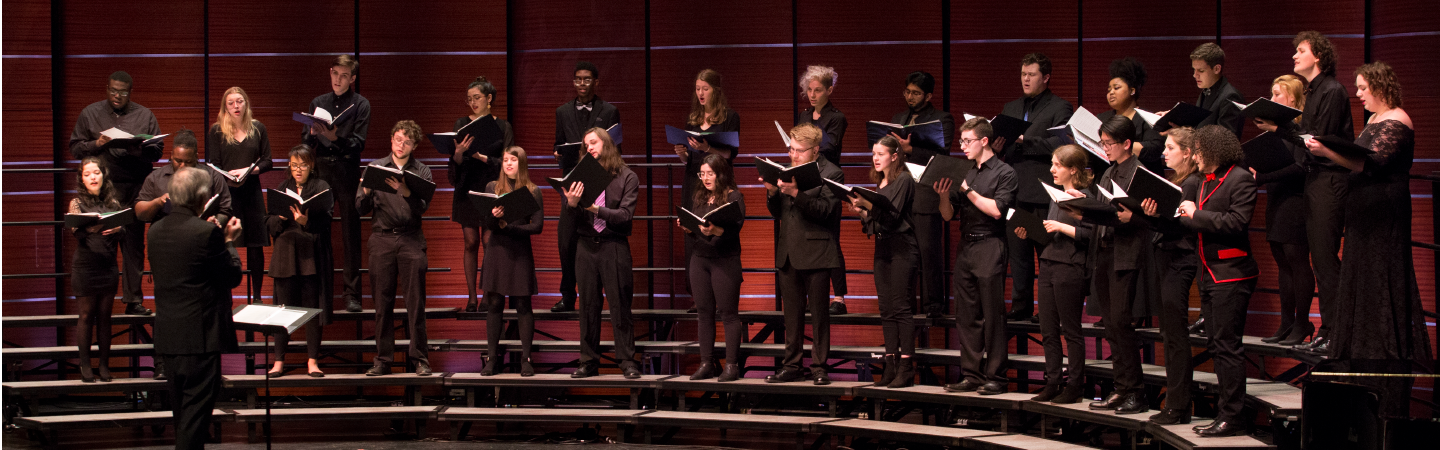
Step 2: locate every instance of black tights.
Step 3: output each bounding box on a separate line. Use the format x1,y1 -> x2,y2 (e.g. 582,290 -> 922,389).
463,226 -> 481,305
485,293 -> 533,364
1269,241 -> 1315,333
246,247 -> 265,304
75,294 -> 114,370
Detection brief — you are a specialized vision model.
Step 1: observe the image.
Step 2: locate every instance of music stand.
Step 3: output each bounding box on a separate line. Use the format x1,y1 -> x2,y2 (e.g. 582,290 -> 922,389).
231,304 -> 321,450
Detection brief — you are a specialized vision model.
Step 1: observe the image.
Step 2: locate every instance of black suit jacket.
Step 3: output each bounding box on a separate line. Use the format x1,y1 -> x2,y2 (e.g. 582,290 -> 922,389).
892,103 -> 955,214
1087,156 -> 1153,271
1179,165 -> 1259,283
767,156 -> 844,270
148,207 -> 242,355
1000,89 -> 1074,204
1097,109 -> 1166,176
555,97 -> 621,173
1195,77 -> 1245,136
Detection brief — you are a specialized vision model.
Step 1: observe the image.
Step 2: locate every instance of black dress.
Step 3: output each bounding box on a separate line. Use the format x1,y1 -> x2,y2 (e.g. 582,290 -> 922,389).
1327,120 -> 1431,413
449,116 -> 515,228
69,199 -> 124,296
480,181 -> 543,296
206,122 -> 273,247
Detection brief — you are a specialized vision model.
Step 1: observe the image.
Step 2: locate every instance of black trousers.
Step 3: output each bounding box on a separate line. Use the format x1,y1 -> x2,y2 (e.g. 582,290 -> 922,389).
690,255 -> 743,363
113,181 -> 144,305
369,231 -> 428,365
876,236 -> 919,356
1199,276 -> 1255,422
1154,247 -> 1198,409
1305,170 -> 1346,336
272,275 -> 322,361
162,352 -> 220,450
1269,241 -> 1315,333
1006,201 -> 1049,315
1094,246 -> 1142,393
778,263 -> 831,372
830,252 -> 848,297
1037,260 -> 1087,386
557,207 -> 579,304
953,236 -> 1007,382
576,237 -> 636,368
317,159 -> 362,305
910,212 -> 947,311
485,293 -> 533,362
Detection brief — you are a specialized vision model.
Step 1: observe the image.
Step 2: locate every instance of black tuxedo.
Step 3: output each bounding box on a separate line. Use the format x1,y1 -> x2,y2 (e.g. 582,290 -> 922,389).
148,206 -> 241,450
766,156 -> 844,372
1195,77 -> 1245,136
554,97 -> 620,305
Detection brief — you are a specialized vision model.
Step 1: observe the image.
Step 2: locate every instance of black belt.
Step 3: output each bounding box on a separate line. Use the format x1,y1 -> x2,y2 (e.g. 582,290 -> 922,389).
963,233 -> 998,242
376,227 -> 414,235
582,234 -> 626,244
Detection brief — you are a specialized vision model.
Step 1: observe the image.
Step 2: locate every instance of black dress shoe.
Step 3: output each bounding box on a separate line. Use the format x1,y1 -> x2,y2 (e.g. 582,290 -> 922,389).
765,368 -> 804,383
925,303 -> 947,318
1187,317 -> 1206,335
125,303 -> 153,316
812,371 -> 831,385
1195,420 -> 1246,437
365,364 -> 388,376
978,381 -> 1007,395
551,300 -> 575,313
345,300 -> 363,313
571,365 -> 597,378
717,364 -> 741,382
464,300 -> 479,313
308,371 -> 325,378
415,362 -> 432,376
1149,408 -> 1191,424
1114,393 -> 1148,414
686,306 -> 698,313
1296,334 -> 1329,352
944,379 -> 983,392
622,365 -> 641,379
266,368 -> 285,378
828,302 -> 847,315
690,361 -> 718,380
1089,392 -> 1123,410
153,360 -> 167,380
1004,308 -> 1033,321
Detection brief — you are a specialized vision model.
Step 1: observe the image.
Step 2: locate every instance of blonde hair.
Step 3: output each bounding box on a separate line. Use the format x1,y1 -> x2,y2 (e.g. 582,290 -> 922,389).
789,123 -> 823,149
214,86 -> 257,145
1272,74 -> 1306,123
494,146 -> 538,196
799,65 -> 837,89
1164,127 -> 1199,184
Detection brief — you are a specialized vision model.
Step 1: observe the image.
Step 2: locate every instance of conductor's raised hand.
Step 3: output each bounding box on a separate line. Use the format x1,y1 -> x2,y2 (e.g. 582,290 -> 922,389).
223,217 -> 243,243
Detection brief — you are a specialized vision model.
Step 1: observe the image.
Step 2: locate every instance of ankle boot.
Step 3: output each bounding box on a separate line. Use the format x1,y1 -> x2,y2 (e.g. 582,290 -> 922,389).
887,357 -> 915,388
875,355 -> 897,386
690,360 -> 718,380
480,357 -> 497,376
717,363 -> 741,382
1051,384 -> 1086,403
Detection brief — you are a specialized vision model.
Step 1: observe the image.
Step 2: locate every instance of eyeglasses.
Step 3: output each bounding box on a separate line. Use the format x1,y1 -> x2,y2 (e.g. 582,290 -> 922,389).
107,87 -> 131,97
1099,140 -> 1122,148
959,138 -> 983,146
290,163 -> 312,169
467,95 -> 486,103
573,78 -> 595,86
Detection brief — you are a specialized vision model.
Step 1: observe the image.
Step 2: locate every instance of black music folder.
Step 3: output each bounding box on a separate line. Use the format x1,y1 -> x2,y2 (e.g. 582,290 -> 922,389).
1006,207 -> 1052,246
677,201 -> 743,236
822,179 -> 894,214
1241,132 -> 1296,174
1234,98 -> 1302,124
64,208 -> 135,230
904,154 -> 974,189
468,188 -> 541,224
430,115 -> 506,158
1139,102 -> 1214,132
1303,134 -> 1375,158
546,153 -> 615,207
554,123 -> 622,169
292,104 -> 357,129
755,157 -> 824,192
866,119 -> 946,148
361,164 -> 437,202
266,188 -> 332,221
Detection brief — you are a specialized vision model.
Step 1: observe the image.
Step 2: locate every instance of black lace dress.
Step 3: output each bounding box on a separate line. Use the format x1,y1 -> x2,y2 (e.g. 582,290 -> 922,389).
1325,119 -> 1432,417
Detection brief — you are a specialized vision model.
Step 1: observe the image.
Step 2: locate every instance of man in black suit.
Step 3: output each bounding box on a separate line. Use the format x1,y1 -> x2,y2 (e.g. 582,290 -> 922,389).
551,61 -> 621,313
1176,126 -> 1259,437
69,71 -> 163,317
998,53 -> 1074,321
148,167 -> 243,450
764,123 -> 843,386
1187,43 -> 1244,136
301,54 -> 371,314
889,71 -> 955,318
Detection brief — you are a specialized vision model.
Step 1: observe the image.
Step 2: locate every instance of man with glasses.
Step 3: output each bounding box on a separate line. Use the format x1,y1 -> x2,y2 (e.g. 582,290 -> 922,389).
302,54 -> 371,314
357,121 -> 433,377
69,71 -> 164,316
888,71 -> 955,318
551,61 -> 620,313
764,123 -> 843,386
939,117 -> 1017,396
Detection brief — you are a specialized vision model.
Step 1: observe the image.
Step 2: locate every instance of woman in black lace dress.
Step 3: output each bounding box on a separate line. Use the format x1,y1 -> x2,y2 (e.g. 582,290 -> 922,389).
70,157 -> 126,382
1306,62 -> 1431,417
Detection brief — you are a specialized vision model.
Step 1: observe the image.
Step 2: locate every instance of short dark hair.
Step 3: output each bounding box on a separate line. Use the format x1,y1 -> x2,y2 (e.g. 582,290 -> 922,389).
1356,61 -> 1403,109
905,71 -> 935,94
173,128 -> 198,150
1294,31 -> 1337,76
1020,53 -> 1052,76
1099,115 -> 1136,144
1190,43 -> 1225,67
332,54 -> 359,76
467,76 -> 497,97
288,144 -> 315,170
959,117 -> 993,140
575,61 -> 599,79
109,71 -> 133,86
1108,57 -> 1148,96
1193,125 -> 1244,169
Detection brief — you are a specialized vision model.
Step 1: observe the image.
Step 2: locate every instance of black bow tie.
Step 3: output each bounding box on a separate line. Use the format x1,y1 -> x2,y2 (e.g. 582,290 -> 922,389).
1202,88 -> 1212,97
576,104 -> 592,111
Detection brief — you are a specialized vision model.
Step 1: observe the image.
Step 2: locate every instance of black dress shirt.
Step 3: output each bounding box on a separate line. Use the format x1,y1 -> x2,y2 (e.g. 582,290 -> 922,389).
798,102 -> 847,164
300,89 -> 371,161
1279,73 -> 1356,170
355,155 -> 432,232
949,156 -> 1017,237
68,100 -> 164,185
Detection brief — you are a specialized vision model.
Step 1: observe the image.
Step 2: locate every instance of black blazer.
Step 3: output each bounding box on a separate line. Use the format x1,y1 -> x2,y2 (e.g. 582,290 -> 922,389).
1179,165 -> 1259,283
891,103 -> 954,214
1086,156 -> 1153,271
1000,89 -> 1074,204
1097,109 -> 1166,176
148,207 -> 242,355
1195,77 -> 1244,136
767,156 -> 844,270
555,98 -> 621,173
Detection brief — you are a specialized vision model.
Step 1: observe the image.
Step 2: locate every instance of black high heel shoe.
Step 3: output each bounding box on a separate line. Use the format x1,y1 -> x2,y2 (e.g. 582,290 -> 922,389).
464,300 -> 479,313
97,364 -> 112,382
1278,322 -> 1315,346
520,358 -> 535,377
1261,324 -> 1292,343
79,364 -> 96,384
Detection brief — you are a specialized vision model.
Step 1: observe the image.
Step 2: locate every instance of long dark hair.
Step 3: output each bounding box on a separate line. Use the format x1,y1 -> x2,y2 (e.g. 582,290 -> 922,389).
690,153 -> 737,209
75,156 -> 120,211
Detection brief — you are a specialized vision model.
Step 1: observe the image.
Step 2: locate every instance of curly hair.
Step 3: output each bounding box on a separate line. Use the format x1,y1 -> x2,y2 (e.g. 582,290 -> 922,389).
391,120 -> 422,147
1193,125 -> 1243,170
1109,57 -> 1148,97
1294,31 -> 1337,76
1356,61 -> 1402,109
799,65 -> 838,89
